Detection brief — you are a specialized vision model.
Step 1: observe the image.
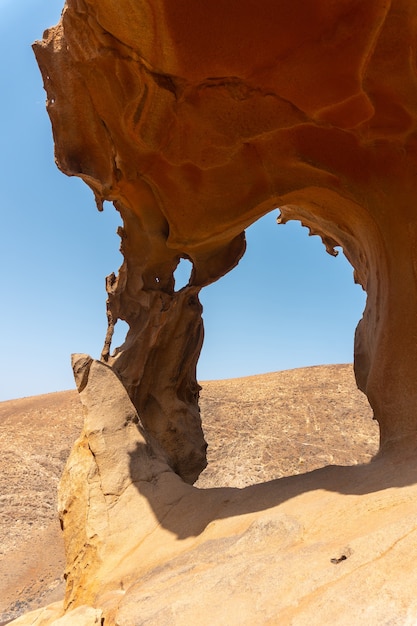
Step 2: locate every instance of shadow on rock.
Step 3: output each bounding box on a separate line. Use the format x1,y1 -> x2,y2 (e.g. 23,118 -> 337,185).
128,439 -> 417,540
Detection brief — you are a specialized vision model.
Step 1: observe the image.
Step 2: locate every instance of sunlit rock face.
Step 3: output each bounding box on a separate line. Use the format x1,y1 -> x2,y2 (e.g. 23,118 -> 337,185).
34,0 -> 417,480
10,358 -> 417,625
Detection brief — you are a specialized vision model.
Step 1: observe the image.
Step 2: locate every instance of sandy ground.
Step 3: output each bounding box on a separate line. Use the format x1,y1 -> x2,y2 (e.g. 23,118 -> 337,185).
0,364 -> 378,623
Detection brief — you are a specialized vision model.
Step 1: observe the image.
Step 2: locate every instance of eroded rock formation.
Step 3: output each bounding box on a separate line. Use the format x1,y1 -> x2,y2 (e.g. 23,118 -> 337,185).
10,357 -> 417,625
33,1 -> 417,477
26,2 -> 417,621
34,1 -> 417,476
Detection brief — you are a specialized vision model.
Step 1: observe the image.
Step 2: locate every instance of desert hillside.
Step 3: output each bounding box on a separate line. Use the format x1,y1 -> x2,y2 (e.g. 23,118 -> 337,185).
0,364 -> 378,624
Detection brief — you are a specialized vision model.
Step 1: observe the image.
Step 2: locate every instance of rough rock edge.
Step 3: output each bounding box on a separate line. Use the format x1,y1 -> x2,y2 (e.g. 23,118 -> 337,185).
8,358 -> 417,625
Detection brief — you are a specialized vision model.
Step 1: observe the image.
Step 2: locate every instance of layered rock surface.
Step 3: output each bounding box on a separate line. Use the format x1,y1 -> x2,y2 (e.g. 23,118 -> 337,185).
25,1 -> 417,623
34,0 -> 417,478
1,364 -> 376,622
9,360 -> 417,625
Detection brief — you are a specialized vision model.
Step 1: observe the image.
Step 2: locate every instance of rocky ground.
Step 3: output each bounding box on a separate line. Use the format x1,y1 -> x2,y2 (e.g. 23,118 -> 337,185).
0,392 -> 82,624
0,364 -> 378,623
196,364 -> 377,488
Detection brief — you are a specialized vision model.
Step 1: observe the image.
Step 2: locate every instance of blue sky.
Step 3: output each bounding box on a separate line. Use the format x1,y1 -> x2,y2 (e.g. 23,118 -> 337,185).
0,1 -> 366,401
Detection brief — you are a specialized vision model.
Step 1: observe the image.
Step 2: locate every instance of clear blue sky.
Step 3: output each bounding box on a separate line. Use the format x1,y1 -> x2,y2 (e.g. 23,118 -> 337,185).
0,0 -> 366,401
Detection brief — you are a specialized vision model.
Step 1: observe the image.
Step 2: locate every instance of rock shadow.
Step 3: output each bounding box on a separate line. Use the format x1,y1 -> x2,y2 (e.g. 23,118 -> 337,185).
72,356 -> 417,543
128,440 -> 417,540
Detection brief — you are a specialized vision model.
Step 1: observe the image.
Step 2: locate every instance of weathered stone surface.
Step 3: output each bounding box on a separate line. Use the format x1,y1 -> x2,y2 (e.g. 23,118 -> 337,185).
9,360 -> 417,625
27,2 -> 417,623
0,364 -> 377,622
58,355 -> 178,610
33,0 -> 417,480
8,603 -> 101,626
7,602 -> 63,626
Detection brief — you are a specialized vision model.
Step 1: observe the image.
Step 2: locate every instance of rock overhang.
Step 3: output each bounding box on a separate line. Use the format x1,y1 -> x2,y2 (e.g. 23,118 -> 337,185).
33,0 -> 417,479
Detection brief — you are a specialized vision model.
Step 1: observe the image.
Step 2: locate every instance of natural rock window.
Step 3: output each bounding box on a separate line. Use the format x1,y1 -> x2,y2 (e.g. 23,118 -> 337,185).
28,3 -> 417,622
34,0 -> 417,485
174,258 -> 194,292
198,212 -> 367,380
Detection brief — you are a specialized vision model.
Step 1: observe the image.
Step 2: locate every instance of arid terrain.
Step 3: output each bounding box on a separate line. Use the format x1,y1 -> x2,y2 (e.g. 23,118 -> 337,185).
0,364 -> 378,624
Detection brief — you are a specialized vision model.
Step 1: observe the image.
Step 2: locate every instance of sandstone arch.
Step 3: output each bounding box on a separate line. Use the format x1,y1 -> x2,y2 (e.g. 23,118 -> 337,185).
197,212 -> 365,381
34,0 -> 417,483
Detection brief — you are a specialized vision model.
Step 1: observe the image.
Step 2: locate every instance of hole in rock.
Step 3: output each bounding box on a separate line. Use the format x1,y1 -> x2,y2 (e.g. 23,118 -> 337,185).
174,257 -> 193,291
195,211 -> 378,489
111,319 -> 129,354
198,211 -> 366,378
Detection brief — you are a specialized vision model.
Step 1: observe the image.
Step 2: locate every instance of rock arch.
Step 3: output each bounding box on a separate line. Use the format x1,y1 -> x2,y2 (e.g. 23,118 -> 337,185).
197,211 -> 366,380
34,0 -> 417,482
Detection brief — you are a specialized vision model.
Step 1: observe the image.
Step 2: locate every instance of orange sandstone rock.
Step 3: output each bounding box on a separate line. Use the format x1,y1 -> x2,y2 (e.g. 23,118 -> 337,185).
9,357 -> 417,625
33,2 -> 417,478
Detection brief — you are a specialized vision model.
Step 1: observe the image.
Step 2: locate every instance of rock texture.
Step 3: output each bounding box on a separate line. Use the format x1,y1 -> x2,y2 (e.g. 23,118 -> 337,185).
8,360 -> 417,626
27,1 -> 417,623
196,364 -> 377,489
0,364 -> 377,622
33,0 -> 417,480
